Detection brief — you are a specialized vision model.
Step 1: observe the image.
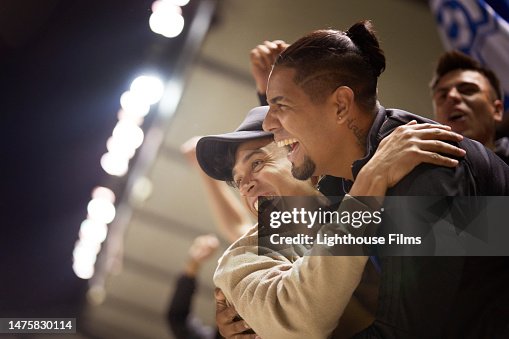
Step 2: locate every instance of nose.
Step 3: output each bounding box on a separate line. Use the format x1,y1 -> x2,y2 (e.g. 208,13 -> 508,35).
445,86 -> 461,103
262,107 -> 280,132
239,178 -> 256,196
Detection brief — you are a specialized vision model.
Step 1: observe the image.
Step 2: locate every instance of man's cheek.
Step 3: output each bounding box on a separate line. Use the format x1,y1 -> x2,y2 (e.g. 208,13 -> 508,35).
263,171 -> 286,188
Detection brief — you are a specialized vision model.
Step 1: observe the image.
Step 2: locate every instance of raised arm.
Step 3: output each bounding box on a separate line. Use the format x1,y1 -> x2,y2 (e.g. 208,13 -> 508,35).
250,40 -> 288,105
167,235 -> 219,339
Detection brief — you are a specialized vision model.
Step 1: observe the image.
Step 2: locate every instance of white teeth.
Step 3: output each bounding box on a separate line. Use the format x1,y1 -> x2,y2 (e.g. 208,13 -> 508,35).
276,138 -> 298,148
254,200 -> 259,211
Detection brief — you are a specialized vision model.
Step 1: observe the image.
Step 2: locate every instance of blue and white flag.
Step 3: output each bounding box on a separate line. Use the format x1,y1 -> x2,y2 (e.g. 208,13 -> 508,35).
430,0 -> 509,114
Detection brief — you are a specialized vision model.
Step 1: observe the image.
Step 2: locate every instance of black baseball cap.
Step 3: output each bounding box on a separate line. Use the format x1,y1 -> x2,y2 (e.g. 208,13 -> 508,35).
196,106 -> 272,181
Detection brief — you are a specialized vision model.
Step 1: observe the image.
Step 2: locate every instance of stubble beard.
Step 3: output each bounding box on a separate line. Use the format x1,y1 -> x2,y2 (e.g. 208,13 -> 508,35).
291,155 -> 316,180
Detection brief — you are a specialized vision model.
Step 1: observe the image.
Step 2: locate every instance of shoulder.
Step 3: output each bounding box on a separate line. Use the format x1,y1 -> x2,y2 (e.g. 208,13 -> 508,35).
224,224 -> 259,254
375,108 -> 438,142
379,109 -> 509,196
388,163 -> 472,196
388,138 -> 509,196
495,137 -> 509,165
462,137 -> 509,195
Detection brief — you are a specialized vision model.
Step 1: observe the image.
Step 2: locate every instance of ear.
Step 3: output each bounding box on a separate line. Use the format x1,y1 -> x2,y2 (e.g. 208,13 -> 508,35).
332,86 -> 354,123
493,99 -> 504,122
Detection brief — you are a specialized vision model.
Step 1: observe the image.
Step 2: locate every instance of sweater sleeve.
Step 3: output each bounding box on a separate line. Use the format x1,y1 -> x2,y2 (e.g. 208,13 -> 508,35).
213,195 -> 371,339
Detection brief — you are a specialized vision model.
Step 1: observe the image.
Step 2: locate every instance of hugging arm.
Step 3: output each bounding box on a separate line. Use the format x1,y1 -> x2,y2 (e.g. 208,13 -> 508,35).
350,121 -> 465,196
214,122 -> 465,338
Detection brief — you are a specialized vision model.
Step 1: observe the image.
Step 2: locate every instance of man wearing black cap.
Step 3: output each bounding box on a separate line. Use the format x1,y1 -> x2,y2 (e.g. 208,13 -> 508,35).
196,105 -> 465,339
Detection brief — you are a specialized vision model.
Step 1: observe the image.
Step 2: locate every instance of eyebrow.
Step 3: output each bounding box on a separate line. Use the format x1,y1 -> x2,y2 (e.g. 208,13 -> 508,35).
432,86 -> 447,95
232,149 -> 266,178
433,81 -> 479,93
268,96 -> 285,105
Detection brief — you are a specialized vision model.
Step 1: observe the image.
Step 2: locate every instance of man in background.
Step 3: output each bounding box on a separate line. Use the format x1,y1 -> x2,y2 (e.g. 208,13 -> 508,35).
431,50 -> 509,164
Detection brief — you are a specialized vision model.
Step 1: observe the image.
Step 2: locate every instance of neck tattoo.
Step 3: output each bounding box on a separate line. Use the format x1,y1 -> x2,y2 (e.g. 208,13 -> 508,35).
346,117 -> 367,147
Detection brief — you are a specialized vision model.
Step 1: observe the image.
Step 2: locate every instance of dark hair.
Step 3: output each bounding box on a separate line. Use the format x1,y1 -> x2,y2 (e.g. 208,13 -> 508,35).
430,50 -> 503,100
274,20 -> 386,112
207,142 -> 239,184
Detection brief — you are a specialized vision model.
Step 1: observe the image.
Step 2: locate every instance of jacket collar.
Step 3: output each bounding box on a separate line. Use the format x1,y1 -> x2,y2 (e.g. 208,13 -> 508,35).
351,105 -> 387,179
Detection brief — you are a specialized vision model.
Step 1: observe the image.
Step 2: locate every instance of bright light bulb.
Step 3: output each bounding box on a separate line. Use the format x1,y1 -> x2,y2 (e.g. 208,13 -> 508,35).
100,152 -> 129,177
171,0 -> 190,6
152,0 -> 182,14
72,239 -> 101,280
130,75 -> 164,105
73,260 -> 95,280
149,10 -> 185,38
106,136 -> 136,159
79,219 -> 108,244
117,109 -> 144,126
91,186 -> 116,203
120,91 -> 150,117
112,121 -> 144,150
87,197 -> 116,224
73,239 -> 102,256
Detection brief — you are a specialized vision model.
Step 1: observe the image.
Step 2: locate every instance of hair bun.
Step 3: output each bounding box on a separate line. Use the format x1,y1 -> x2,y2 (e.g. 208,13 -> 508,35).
346,20 -> 386,77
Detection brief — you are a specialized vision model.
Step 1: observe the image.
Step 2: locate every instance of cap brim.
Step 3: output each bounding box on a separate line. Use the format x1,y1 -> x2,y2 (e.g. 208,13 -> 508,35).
196,130 -> 272,181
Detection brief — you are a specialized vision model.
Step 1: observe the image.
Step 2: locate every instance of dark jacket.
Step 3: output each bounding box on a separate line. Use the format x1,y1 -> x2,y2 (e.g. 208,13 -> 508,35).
325,107 -> 509,339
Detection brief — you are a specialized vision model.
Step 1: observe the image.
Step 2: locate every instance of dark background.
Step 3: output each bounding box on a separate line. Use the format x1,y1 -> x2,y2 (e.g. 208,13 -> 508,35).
0,0 -> 162,317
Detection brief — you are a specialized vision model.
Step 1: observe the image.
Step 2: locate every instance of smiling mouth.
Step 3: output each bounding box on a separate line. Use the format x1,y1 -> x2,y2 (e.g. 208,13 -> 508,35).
277,138 -> 298,149
254,195 -> 276,211
277,138 -> 299,155
448,111 -> 466,122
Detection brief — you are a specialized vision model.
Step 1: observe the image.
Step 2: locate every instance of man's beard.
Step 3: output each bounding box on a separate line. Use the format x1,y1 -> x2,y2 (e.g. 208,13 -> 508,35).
291,155 -> 316,180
